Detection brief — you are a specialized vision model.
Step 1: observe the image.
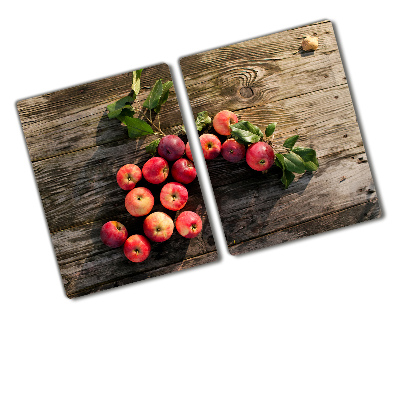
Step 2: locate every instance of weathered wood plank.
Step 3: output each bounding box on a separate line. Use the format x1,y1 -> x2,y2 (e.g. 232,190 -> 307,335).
52,200 -> 216,298
229,198 -> 381,255
51,197 -> 214,268
33,135 -> 204,233
213,146 -> 377,247
180,20 -> 336,80
20,22 -> 343,163
65,250 -> 219,299
181,49 -> 346,116
18,63 -> 170,132
18,63 -> 184,162
18,62 -> 218,298
193,85 -> 360,189
26,116 -> 183,163
180,20 -> 380,256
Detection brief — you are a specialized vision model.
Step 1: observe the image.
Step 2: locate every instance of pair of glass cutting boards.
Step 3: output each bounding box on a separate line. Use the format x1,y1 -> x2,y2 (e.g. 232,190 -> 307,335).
17,21 -> 380,298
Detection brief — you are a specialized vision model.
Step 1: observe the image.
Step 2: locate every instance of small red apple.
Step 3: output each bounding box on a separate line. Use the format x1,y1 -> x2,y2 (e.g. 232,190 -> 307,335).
143,212 -> 174,242
100,221 -> 128,248
116,164 -> 142,191
246,142 -> 275,171
221,138 -> 246,163
157,135 -> 185,162
124,234 -> 151,263
142,157 -> 169,184
212,110 -> 239,136
185,142 -> 193,161
176,211 -> 203,239
199,133 -> 221,160
125,187 -> 154,217
160,182 -> 188,211
171,158 -> 197,184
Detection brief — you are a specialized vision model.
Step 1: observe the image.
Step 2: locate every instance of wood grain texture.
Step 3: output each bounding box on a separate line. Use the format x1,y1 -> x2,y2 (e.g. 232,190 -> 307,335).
229,198 -> 381,256
18,64 -> 183,161
180,20 -> 380,255
17,63 -> 217,298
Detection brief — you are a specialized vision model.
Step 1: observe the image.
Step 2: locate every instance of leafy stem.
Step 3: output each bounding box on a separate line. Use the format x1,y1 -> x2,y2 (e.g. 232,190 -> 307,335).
137,107 -> 165,136
106,70 -> 173,142
274,134 -> 319,188
226,118 -> 319,189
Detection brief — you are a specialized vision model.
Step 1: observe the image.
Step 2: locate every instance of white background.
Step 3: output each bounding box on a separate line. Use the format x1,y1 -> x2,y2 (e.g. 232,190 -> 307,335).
1,1 -> 399,399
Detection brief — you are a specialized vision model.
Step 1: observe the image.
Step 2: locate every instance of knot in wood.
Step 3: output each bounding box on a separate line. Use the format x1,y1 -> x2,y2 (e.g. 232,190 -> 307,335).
239,87 -> 254,98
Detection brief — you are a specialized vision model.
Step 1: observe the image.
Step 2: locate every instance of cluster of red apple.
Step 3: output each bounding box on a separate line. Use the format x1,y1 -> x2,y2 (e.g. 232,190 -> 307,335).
100,135 -> 203,263
193,110 -> 275,170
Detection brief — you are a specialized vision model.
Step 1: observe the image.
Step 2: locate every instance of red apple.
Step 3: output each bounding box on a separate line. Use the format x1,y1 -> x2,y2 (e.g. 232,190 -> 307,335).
171,158 -> 197,184
185,142 -> 193,161
116,164 -> 142,191
100,221 -> 128,248
142,157 -> 169,184
221,138 -> 246,163
213,110 -> 239,136
176,211 -> 203,239
125,187 -> 154,217
157,135 -> 185,162
199,133 -> 221,160
160,182 -> 188,211
143,212 -> 174,242
246,142 -> 275,171
124,234 -> 151,263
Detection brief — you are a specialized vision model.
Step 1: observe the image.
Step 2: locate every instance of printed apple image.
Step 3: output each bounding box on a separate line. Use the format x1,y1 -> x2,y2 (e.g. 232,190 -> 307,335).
246,142 -> 275,171
125,187 -> 154,217
212,110 -> 239,136
185,142 -> 193,161
116,164 -> 142,191
199,133 -> 221,160
143,212 -> 174,242
160,182 -> 188,211
171,158 -> 197,184
142,156 -> 169,184
123,234 -> 151,263
221,138 -> 246,163
157,135 -> 185,162
100,221 -> 128,248
176,211 -> 203,239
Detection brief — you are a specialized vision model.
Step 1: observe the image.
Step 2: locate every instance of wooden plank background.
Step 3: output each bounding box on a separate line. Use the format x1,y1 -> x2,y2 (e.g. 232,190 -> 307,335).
180,20 -> 381,255
17,63 -> 217,298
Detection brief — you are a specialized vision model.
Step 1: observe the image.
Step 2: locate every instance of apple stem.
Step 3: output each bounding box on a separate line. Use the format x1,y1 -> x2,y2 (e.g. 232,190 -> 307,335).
137,107 -> 166,137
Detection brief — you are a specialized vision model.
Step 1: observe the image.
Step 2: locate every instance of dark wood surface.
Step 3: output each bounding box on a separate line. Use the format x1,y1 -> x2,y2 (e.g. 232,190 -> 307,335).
180,20 -> 381,254
17,63 -> 217,298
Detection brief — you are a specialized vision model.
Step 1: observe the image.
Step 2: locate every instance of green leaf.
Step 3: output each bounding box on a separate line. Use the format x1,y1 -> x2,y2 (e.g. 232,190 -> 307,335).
107,96 -> 135,119
145,138 -> 161,155
195,111 -> 212,131
281,169 -> 295,189
230,121 -> 263,145
143,79 -> 163,110
132,69 -> 143,95
304,160 -> 319,171
283,152 -> 305,174
121,117 -> 153,138
265,123 -> 277,137
154,81 -> 173,113
283,135 -> 299,150
291,147 -> 316,161
275,153 -> 285,170
292,147 -> 319,170
116,106 -> 135,121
